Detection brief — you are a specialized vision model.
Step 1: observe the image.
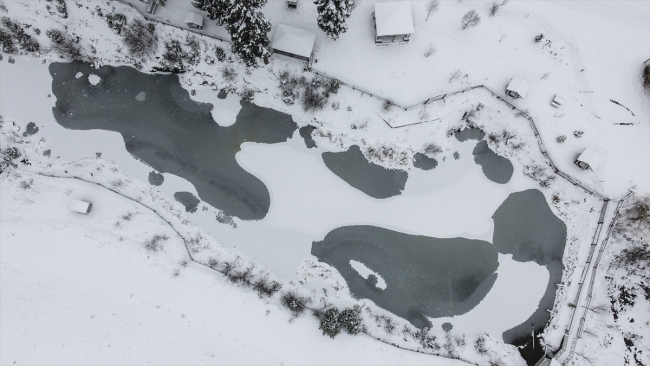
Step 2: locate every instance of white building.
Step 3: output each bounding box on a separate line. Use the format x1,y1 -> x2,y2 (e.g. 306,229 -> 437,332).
270,24 -> 315,62
70,199 -> 92,214
184,12 -> 203,29
373,1 -> 414,45
575,148 -> 602,171
506,77 -> 530,99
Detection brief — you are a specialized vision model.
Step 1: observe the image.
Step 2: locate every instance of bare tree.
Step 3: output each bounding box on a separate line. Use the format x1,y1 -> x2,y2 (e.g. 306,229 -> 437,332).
489,2 -> 500,16
449,69 -> 462,83
461,10 -> 481,29
424,43 -> 436,57
425,0 -> 439,21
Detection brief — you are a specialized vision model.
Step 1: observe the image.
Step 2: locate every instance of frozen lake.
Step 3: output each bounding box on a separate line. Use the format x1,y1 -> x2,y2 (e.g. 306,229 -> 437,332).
1,58 -> 564,343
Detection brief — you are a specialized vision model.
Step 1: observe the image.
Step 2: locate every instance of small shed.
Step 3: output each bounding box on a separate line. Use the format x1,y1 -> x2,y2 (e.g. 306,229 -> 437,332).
184,12 -> 203,29
70,199 -> 92,214
374,2 -> 414,45
506,78 -> 530,99
575,148 -> 602,171
270,24 -> 315,62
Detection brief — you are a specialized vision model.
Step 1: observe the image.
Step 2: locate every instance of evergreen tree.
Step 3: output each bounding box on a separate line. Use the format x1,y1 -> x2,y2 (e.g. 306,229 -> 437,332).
192,0 -> 271,67
319,308 -> 341,338
314,0 -> 354,40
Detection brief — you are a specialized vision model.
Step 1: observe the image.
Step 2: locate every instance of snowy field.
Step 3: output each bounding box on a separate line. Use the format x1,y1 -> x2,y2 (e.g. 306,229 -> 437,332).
1,0 -> 648,365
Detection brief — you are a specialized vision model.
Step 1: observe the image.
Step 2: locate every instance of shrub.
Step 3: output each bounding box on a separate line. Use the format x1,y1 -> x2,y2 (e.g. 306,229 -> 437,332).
122,19 -> 158,58
145,234 -> 169,252
573,130 -> 584,138
0,29 -> 16,54
382,98 -> 394,112
461,10 -> 480,30
556,135 -> 566,143
324,78 -> 341,95
185,35 -> 201,65
474,334 -> 488,354
50,0 -> 68,18
105,13 -> 126,34
425,0 -> 439,21
1,17 -> 39,52
252,274 -> 281,298
424,44 -> 436,57
159,40 -> 185,73
535,34 -> 544,42
302,86 -> 327,112
240,87 -> 255,101
424,142 -> 442,156
319,308 -> 341,338
215,46 -> 226,61
47,29 -> 80,60
221,65 -> 237,82
489,2 -> 500,16
338,306 -> 362,335
280,291 -> 309,315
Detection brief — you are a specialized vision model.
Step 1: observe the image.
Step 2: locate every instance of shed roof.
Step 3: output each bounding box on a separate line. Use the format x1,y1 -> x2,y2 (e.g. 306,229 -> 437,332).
506,77 -> 530,98
271,24 -> 315,59
184,12 -> 203,26
70,199 -> 91,214
375,1 -> 414,37
577,148 -> 602,170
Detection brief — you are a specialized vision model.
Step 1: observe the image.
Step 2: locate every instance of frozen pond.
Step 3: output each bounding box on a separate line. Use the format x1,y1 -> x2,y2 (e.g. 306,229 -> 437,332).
1,57 -> 564,347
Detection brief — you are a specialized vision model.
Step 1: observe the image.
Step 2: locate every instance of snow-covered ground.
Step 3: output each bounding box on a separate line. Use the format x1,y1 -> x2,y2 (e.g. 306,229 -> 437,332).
1,0 -> 648,364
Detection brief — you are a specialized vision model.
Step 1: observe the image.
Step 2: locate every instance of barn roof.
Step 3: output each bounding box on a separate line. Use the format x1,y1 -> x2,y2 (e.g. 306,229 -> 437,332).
506,77 -> 530,98
184,12 -> 203,26
577,148 -> 602,170
375,1 -> 414,37
271,24 -> 315,59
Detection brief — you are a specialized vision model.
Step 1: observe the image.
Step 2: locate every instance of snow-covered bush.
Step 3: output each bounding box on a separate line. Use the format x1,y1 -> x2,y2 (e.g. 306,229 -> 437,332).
0,28 -> 16,54
425,0 -> 439,21
338,305 -> 363,335
252,273 -> 281,298
46,29 -> 80,60
185,35 -> 202,66
423,142 -> 442,157
382,98 -> 395,112
240,86 -> 255,101
280,291 -> 309,315
461,10 -> 481,30
158,40 -> 185,73
556,135 -> 566,143
489,2 -> 500,16
221,65 -> 237,82
122,19 -> 158,59
214,46 -> 226,61
302,86 -> 328,112
474,333 -> 488,354
1,17 -> 39,53
48,0 -> 68,19
319,307 -> 341,338
144,234 -> 169,252
104,13 -> 126,35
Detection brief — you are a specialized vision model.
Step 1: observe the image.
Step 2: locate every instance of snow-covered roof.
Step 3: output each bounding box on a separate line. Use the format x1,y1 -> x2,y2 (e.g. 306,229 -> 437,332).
375,1 -> 414,37
184,12 -> 203,27
271,24 -> 315,59
70,199 -> 91,214
506,77 -> 530,98
577,148 -> 602,170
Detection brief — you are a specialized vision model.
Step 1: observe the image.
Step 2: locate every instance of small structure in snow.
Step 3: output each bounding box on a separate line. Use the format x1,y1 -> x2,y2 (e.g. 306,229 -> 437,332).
184,12 -> 203,29
70,199 -> 92,214
575,148 -> 602,171
270,24 -> 315,62
550,95 -> 564,107
88,74 -> 101,86
286,0 -> 299,9
506,77 -> 530,99
373,1 -> 414,45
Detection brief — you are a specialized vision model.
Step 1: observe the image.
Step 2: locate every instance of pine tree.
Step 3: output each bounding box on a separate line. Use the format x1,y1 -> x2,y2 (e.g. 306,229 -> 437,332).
193,0 -> 271,67
314,0 -> 354,40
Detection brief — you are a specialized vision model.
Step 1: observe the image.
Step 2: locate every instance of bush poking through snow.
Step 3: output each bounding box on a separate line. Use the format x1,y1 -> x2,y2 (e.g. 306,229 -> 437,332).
280,291 -> 309,316
461,10 -> 481,30
240,87 -> 255,101
214,46 -> 226,61
474,334 -> 488,354
145,234 -> 169,252
573,130 -> 584,138
0,28 -> 16,54
302,86 -> 328,112
252,273 -> 282,298
122,19 -> 158,59
424,44 -> 436,57
49,0 -> 68,18
221,65 -> 237,82
423,142 -> 442,157
535,34 -> 544,42
1,146 -> 21,173
489,2 -> 500,16
324,78 -> 341,95
104,13 -> 126,34
319,308 -> 341,338
523,164 -> 556,188
185,35 -> 202,66
1,17 -> 39,52
338,305 -> 363,335
382,98 -> 395,112
45,29 -> 81,60
556,135 -> 566,143
158,40 -> 185,73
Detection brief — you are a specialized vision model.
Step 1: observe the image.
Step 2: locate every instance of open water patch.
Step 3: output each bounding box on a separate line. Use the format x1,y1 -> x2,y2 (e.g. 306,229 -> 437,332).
148,171 -> 164,186
455,127 -> 486,142
22,122 -> 39,137
312,225 -> 499,329
321,145 -> 408,199
299,125 -> 317,149
472,140 -> 514,184
174,191 -> 201,213
412,153 -> 438,170
49,61 -> 297,220
492,189 -> 567,345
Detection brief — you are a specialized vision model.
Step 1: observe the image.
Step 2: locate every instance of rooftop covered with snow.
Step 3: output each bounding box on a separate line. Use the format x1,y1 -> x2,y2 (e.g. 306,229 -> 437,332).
576,148 -> 602,170
375,1 -> 414,37
506,77 -> 530,99
271,24 -> 316,61
184,12 -> 203,27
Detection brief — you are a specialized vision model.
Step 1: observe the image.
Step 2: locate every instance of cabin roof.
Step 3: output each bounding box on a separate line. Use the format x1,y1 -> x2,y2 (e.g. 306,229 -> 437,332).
375,1 -> 414,37
577,148 -> 602,170
506,77 -> 530,98
184,12 -> 203,26
271,24 -> 315,59
70,199 -> 91,214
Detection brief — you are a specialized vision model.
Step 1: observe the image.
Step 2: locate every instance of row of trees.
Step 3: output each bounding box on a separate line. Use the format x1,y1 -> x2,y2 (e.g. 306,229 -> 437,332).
192,0 -> 354,67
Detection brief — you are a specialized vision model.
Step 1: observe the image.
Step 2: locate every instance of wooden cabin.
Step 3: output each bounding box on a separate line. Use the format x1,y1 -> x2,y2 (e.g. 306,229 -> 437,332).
373,2 -> 414,45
